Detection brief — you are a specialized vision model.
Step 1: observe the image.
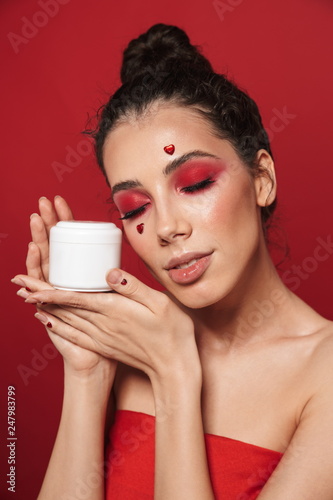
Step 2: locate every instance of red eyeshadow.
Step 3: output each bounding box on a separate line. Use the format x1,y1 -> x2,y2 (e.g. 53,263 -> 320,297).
113,191 -> 150,214
173,162 -> 225,189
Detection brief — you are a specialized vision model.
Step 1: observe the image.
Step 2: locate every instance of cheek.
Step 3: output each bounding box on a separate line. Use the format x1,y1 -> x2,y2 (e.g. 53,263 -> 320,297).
123,223 -> 162,278
123,226 -> 152,263
183,186 -> 227,225
196,176 -> 257,231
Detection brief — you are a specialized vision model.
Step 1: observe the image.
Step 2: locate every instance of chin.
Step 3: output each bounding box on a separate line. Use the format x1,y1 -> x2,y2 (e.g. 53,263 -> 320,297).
166,281 -> 228,310
181,294 -> 223,310
146,265 -> 233,309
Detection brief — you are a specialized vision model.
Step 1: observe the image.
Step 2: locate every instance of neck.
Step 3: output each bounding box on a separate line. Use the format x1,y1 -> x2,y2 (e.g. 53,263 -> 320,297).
188,243 -> 296,351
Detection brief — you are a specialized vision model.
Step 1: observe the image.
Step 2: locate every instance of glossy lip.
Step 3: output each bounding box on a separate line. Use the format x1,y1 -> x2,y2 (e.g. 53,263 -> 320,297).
165,251 -> 212,270
165,251 -> 213,285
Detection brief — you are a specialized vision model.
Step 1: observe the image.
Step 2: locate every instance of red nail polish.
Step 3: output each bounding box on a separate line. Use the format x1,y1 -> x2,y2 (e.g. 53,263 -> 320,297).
26,287 -> 32,292
121,279 -> 127,285
46,322 -> 52,328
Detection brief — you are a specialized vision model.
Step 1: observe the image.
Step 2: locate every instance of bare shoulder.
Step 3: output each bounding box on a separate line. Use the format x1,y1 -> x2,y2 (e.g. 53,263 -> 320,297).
296,317 -> 333,422
260,318 -> 333,499
295,317 -> 333,394
307,318 -> 333,369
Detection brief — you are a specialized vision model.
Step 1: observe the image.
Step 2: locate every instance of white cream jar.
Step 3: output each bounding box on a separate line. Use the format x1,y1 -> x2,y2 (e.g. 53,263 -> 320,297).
49,221 -> 122,291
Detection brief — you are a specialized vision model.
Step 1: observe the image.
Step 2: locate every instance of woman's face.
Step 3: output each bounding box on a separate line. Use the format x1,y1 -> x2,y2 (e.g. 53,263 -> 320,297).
104,104 -> 268,309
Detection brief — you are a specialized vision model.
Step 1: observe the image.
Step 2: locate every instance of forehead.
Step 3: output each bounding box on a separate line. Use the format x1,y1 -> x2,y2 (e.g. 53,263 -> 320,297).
103,104 -> 235,185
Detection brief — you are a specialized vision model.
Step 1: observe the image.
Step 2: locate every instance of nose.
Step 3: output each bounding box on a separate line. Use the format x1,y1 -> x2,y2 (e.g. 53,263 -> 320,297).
155,202 -> 192,245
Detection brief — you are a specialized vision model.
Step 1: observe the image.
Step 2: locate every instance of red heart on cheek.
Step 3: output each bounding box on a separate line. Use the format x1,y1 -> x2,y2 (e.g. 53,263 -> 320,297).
136,223 -> 144,234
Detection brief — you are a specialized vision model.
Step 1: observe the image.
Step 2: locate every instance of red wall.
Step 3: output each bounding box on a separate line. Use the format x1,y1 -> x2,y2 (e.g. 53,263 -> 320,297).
1,0 -> 333,498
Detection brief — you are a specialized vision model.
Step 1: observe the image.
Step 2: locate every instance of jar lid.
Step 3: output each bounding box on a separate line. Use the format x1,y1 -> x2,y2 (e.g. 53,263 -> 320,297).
50,221 -> 122,244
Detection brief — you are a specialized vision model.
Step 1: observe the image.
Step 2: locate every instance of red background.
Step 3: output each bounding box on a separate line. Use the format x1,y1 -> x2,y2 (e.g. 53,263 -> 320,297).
1,0 -> 332,498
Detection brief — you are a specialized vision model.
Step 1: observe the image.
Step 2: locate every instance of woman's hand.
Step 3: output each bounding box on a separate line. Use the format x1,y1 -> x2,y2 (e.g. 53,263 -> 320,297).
12,269 -> 200,383
17,275 -> 107,374
28,196 -> 73,282
15,196 -> 116,376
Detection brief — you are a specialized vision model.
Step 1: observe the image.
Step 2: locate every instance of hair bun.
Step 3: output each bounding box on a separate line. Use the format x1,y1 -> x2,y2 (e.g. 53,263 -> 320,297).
120,23 -> 213,85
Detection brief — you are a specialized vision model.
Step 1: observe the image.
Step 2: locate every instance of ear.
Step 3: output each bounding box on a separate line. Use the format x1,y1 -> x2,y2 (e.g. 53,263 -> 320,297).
253,149 -> 277,207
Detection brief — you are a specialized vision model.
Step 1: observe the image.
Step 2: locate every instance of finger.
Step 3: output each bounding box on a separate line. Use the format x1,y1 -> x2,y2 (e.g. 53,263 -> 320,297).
34,309 -> 98,352
22,270 -> 161,312
30,212 -> 50,279
26,241 -> 44,280
38,196 -> 59,237
12,274 -> 54,292
54,195 -> 74,220
17,287 -> 31,299
21,285 -> 106,311
41,301 -> 103,324
105,268 -> 164,311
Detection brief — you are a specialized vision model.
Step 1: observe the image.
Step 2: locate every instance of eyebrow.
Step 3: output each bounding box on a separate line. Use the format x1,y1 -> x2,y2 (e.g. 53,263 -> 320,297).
111,150 -> 220,197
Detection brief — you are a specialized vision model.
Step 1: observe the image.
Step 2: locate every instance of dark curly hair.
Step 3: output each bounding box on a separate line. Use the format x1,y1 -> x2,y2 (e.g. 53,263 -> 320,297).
86,23 -> 277,233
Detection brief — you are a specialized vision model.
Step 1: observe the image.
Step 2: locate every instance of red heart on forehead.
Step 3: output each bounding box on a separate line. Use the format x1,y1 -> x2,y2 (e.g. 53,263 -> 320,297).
164,144 -> 175,155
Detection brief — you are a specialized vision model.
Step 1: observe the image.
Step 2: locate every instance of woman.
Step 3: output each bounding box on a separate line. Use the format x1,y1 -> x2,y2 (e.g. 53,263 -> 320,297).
12,24 -> 333,499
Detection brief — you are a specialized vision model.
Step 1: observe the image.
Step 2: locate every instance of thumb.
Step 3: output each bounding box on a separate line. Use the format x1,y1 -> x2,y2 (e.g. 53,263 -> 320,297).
106,268 -> 160,310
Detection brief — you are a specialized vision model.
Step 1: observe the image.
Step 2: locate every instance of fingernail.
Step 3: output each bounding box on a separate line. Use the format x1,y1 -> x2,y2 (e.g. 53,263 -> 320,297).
35,312 -> 49,324
30,213 -> 39,219
17,288 -> 30,299
39,196 -> 47,202
11,277 -> 26,287
25,296 -> 39,304
54,195 -> 62,199
107,269 -> 122,285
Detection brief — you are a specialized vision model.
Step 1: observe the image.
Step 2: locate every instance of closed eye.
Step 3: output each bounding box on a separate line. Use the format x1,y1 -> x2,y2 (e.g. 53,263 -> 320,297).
119,178 -> 215,218
180,178 -> 216,193
119,203 -> 150,220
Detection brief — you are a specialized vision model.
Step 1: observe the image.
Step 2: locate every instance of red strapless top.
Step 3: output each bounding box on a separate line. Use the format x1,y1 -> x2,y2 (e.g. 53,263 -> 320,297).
105,410 -> 283,499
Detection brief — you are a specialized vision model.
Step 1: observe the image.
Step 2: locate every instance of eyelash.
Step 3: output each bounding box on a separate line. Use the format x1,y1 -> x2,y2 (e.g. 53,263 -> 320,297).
119,203 -> 150,220
180,177 -> 215,193
119,178 -> 216,220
